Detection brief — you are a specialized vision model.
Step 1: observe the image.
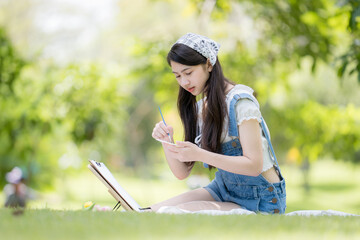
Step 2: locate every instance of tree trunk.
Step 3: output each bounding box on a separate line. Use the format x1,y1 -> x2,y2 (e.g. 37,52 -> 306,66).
301,157 -> 310,193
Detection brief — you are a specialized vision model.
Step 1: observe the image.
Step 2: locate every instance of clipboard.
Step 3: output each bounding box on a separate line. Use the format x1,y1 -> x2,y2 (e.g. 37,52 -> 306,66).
87,160 -> 150,212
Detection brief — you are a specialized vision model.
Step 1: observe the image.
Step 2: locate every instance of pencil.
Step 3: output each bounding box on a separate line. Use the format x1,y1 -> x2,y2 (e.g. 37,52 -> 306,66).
158,107 -> 173,143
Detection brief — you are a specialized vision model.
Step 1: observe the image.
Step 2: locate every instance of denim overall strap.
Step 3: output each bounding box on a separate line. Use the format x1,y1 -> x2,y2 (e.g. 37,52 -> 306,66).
260,119 -> 280,169
228,93 -> 281,169
228,93 -> 259,137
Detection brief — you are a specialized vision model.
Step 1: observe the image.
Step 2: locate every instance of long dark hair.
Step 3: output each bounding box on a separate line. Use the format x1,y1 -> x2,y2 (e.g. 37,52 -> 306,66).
167,43 -> 233,154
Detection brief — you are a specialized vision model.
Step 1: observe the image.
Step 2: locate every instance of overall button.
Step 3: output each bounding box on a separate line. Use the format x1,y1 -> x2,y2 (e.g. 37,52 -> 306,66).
231,141 -> 237,147
268,186 -> 274,192
274,209 -> 280,214
272,198 -> 278,203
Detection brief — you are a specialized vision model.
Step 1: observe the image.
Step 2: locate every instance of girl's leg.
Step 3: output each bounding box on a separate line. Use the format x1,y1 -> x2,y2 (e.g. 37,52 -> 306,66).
150,188 -> 215,211
150,188 -> 242,212
176,201 -> 242,211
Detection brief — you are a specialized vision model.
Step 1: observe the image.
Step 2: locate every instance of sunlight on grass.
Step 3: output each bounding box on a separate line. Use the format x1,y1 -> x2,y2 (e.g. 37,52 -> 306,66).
23,169 -> 189,210
283,160 -> 360,214
1,160 -> 360,240
1,160 -> 360,214
0,209 -> 359,240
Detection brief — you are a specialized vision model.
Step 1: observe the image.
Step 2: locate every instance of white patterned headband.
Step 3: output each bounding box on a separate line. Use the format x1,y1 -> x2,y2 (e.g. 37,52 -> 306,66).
175,33 -> 220,66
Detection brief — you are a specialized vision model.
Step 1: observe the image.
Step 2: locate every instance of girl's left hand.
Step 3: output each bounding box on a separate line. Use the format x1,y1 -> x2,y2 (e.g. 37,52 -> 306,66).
165,141 -> 203,163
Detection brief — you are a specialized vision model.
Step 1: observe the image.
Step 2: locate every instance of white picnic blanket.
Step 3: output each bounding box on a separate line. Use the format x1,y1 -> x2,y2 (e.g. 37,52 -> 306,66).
157,206 -> 359,217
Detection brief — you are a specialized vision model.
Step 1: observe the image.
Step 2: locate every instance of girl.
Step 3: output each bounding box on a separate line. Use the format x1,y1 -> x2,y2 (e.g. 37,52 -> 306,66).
151,33 -> 286,214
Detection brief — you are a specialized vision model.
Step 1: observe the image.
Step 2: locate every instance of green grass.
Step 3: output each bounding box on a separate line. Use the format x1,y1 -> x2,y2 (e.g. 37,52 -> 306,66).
0,209 -> 359,240
1,160 -> 360,239
283,160 -> 360,214
12,159 -> 359,214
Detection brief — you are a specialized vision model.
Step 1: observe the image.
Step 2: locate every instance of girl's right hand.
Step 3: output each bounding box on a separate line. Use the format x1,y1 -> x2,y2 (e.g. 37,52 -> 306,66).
152,121 -> 174,143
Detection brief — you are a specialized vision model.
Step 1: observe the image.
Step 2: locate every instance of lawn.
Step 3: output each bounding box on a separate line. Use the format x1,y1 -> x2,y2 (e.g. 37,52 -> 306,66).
0,209 -> 359,240
12,159 -> 359,214
1,160 -> 360,239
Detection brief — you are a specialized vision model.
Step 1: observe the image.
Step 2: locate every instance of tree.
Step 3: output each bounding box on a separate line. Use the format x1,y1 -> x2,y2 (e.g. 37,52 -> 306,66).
0,27 -> 25,94
337,0 -> 360,82
184,0 -> 360,186
1,0 -> 360,190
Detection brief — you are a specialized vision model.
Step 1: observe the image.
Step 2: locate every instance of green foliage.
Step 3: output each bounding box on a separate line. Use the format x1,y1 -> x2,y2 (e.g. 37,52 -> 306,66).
205,0 -> 341,65
1,0 -> 360,191
268,101 -> 360,164
0,27 -> 25,95
118,38 -> 180,176
207,0 -> 357,81
0,53 -> 135,188
337,0 -> 360,83
203,0 -> 360,166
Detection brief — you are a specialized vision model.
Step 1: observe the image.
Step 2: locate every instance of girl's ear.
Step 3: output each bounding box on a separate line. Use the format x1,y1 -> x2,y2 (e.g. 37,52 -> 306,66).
207,59 -> 213,72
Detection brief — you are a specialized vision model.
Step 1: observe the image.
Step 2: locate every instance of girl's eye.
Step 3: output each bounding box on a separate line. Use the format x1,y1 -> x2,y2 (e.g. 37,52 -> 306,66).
185,72 -> 192,76
175,75 -> 180,79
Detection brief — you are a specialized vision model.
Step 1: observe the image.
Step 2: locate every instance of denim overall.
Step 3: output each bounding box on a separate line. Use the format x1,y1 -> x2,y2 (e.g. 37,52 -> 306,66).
203,93 -> 286,214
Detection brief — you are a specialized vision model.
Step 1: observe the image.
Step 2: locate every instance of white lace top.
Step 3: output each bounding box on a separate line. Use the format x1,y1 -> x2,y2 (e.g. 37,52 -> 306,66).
196,85 -> 275,172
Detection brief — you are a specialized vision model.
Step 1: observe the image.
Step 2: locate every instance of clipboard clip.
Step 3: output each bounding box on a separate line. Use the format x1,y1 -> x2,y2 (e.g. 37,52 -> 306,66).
139,207 -> 152,211
113,201 -> 121,211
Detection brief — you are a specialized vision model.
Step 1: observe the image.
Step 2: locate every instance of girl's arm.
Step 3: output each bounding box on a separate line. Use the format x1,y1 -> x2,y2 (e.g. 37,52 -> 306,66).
162,144 -> 194,180
168,119 -> 263,176
152,121 -> 194,180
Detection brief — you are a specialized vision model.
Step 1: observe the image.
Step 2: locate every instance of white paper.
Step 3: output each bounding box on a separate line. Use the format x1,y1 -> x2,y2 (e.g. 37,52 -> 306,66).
89,160 -> 142,211
155,138 -> 176,145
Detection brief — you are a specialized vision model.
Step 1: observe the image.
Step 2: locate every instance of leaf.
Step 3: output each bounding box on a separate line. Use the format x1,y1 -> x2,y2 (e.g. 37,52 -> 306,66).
349,67 -> 356,75
311,58 -> 317,73
357,63 -> 360,83
350,6 -> 360,32
337,61 -> 348,77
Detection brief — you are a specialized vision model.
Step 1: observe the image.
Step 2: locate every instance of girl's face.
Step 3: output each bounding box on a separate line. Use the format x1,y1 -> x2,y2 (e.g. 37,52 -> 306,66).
170,60 -> 213,96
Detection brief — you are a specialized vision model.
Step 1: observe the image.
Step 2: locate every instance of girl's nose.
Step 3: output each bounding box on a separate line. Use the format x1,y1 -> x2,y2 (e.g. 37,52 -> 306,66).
180,77 -> 190,86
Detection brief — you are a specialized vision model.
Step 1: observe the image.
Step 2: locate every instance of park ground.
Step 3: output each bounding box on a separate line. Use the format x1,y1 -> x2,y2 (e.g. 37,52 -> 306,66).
1,159 -> 360,239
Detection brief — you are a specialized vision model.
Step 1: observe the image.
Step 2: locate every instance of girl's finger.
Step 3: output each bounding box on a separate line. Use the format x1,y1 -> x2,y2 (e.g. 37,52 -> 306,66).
175,141 -> 191,148
157,128 -> 168,138
165,144 -> 179,153
158,122 -> 171,135
155,123 -> 168,137
152,128 -> 164,139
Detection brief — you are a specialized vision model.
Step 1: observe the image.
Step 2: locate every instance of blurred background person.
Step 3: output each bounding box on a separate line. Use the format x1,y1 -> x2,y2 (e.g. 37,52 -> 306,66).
3,167 -> 35,208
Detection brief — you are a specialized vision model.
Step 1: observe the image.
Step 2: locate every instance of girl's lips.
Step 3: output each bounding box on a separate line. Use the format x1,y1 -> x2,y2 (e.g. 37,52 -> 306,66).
188,87 -> 195,92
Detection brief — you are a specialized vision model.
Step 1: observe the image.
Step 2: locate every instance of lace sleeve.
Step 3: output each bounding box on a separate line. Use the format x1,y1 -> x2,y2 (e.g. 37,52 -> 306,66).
235,99 -> 262,126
